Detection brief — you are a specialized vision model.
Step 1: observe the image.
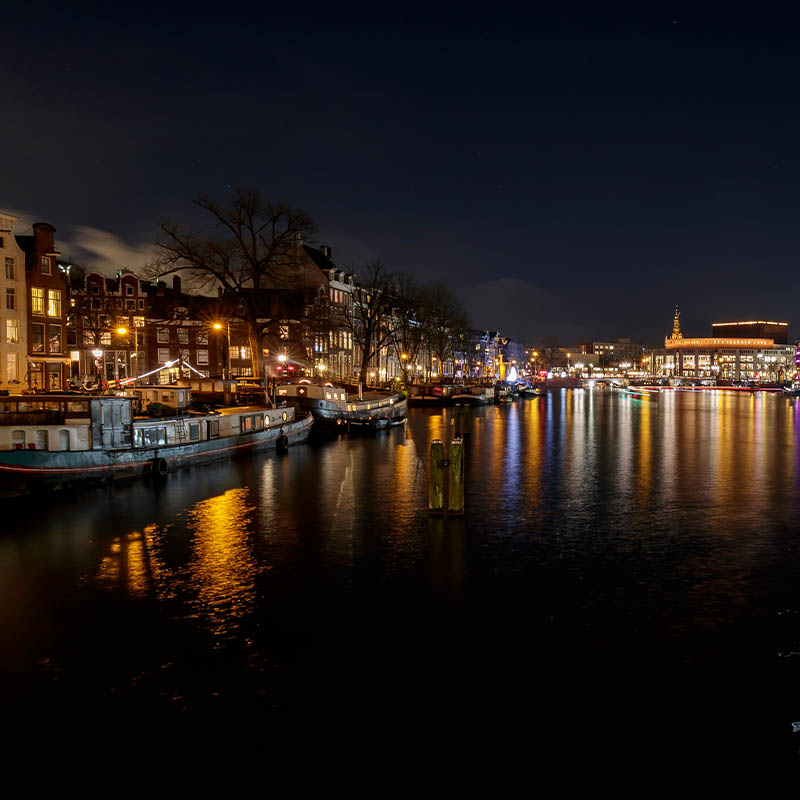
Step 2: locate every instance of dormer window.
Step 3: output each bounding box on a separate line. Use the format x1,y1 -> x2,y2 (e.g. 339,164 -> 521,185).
41,257 -> 51,275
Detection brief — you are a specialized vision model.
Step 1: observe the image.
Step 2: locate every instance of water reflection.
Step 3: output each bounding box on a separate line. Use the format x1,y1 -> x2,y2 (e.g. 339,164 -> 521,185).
3,390 -> 800,749
187,488 -> 258,644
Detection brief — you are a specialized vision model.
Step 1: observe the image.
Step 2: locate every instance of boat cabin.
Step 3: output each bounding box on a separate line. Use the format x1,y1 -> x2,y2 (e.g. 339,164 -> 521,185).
0,394 -> 295,453
277,382 -> 348,409
119,385 -> 192,410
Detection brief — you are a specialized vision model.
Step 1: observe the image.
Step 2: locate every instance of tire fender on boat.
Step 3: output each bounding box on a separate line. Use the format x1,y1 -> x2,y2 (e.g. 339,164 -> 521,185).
277,430 -> 289,452
152,457 -> 168,478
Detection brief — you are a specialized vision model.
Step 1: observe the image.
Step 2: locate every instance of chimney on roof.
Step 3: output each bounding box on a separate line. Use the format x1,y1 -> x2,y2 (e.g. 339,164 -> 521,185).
32,221 -> 57,252
320,244 -> 332,259
173,275 -> 182,293
157,280 -> 166,296
294,232 -> 303,248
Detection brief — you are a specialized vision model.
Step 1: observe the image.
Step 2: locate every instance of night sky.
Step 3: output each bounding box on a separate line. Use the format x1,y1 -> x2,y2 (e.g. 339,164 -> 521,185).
3,4 -> 800,345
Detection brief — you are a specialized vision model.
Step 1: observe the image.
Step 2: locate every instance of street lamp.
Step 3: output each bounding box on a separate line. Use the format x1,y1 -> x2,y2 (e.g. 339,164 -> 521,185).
214,321 -> 231,379
116,326 -> 137,383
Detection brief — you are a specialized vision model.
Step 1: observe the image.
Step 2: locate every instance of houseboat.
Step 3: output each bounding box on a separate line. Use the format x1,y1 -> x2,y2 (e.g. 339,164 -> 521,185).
451,385 -> 495,405
0,393 -> 313,497
407,383 -> 459,407
275,381 -> 407,432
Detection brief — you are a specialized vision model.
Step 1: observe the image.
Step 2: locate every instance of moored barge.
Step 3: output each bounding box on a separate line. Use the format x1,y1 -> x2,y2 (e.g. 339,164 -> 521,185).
0,393 -> 312,496
275,381 -> 407,432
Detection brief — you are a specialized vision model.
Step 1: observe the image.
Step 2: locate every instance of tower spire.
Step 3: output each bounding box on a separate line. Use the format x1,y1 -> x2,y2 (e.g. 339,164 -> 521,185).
668,305 -> 683,343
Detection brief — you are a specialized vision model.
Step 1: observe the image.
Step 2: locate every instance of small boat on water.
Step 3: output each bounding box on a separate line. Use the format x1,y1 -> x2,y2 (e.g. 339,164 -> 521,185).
275,380 -> 407,432
620,386 -> 658,400
407,383 -> 459,407
519,384 -> 546,397
0,392 -> 312,497
451,385 -> 495,406
783,380 -> 800,397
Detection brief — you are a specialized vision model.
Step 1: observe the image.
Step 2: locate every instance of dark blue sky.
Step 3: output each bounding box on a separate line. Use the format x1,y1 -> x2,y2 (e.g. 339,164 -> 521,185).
3,3 -> 800,344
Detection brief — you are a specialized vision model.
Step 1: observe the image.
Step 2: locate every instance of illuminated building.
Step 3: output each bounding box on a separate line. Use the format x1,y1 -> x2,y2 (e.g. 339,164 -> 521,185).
649,309 -> 794,381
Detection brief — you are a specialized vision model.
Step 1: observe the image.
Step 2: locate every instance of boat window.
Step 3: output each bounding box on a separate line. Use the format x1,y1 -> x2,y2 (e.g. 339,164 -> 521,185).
59,430 -> 70,451
12,430 -> 24,450
45,402 -> 62,412
136,427 -> 167,447
241,416 -> 253,432
35,430 -> 49,450
278,389 -> 288,396
253,415 -> 264,430
189,422 -> 200,441
207,419 -> 219,439
67,401 -> 89,414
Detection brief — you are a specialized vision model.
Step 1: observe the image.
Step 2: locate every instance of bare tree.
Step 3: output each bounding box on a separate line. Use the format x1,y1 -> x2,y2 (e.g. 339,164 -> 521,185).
347,260 -> 395,386
538,336 -> 560,369
421,283 -> 470,378
389,272 -> 424,384
152,187 -> 317,378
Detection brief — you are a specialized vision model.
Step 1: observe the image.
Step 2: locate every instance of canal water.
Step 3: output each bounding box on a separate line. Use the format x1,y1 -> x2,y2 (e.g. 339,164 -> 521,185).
2,389 -> 800,760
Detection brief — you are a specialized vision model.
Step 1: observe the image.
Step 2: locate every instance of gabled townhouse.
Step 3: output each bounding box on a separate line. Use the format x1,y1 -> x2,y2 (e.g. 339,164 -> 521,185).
0,212 -> 28,392
15,222 -> 68,390
65,264 -> 150,385
145,276 -> 224,383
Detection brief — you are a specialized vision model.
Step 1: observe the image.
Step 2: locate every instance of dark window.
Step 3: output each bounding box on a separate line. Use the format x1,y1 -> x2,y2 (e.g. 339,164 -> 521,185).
32,324 -> 45,353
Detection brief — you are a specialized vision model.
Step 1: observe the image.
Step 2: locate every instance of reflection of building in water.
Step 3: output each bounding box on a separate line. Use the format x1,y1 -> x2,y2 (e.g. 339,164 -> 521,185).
649,310 -> 794,381
93,489 -> 260,642
186,488 -> 258,641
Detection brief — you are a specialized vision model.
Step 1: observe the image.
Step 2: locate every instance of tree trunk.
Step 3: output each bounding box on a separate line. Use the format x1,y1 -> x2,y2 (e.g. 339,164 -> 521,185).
247,323 -> 262,378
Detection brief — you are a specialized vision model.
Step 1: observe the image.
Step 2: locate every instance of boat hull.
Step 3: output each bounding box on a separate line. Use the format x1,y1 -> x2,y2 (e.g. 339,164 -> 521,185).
298,394 -> 407,432
0,414 -> 313,497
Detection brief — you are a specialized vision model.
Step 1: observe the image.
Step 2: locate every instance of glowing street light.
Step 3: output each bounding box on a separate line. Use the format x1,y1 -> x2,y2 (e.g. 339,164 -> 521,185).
213,322 -> 231,379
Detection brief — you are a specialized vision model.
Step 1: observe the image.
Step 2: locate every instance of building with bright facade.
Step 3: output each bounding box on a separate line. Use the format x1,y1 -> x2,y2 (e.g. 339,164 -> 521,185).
0,212 -> 27,392
650,308 -> 794,382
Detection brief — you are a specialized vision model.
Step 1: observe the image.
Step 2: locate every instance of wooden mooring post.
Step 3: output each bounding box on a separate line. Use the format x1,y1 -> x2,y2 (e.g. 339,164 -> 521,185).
429,439 -> 444,514
448,438 -> 464,515
428,438 -> 465,516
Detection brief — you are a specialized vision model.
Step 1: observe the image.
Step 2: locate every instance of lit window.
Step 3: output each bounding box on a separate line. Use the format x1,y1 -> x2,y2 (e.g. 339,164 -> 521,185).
47,289 -> 61,317
31,287 -> 44,315
197,349 -> 209,365
157,348 -> 170,363
6,319 -> 18,343
6,353 -> 17,382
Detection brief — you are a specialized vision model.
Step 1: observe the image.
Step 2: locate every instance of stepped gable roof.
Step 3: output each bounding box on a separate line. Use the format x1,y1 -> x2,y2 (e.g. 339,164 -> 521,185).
303,244 -> 336,271
146,282 -> 223,321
